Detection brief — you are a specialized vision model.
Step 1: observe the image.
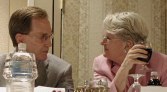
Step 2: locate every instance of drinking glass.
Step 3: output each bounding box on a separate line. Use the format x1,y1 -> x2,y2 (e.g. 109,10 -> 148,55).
137,41 -> 152,72
128,74 -> 144,92
89,78 -> 108,87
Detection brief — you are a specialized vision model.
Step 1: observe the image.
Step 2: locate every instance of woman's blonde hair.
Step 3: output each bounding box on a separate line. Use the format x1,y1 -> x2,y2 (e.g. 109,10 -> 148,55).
103,12 -> 149,43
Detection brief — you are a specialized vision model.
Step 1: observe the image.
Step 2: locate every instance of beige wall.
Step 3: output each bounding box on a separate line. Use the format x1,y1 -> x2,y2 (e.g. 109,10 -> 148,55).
0,0 -> 27,53
10,0 -> 27,15
53,0 -> 62,57
0,0 -> 10,53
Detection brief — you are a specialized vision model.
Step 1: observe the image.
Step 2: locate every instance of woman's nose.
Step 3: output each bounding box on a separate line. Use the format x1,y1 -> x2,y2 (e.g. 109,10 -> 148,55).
101,37 -> 107,45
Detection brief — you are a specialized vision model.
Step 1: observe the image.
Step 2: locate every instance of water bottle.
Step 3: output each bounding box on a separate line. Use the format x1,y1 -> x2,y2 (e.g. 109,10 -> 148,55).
3,43 -> 38,92
148,71 -> 161,86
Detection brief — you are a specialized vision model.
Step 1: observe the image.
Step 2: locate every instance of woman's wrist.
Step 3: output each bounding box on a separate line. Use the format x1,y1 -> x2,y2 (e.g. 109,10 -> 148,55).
120,61 -> 133,71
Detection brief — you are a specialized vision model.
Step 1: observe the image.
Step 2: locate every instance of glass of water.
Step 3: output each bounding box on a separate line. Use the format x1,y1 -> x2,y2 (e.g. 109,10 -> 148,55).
128,74 -> 144,92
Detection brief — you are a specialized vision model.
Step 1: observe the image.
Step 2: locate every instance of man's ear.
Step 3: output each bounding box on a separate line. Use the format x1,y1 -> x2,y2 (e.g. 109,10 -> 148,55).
15,33 -> 25,43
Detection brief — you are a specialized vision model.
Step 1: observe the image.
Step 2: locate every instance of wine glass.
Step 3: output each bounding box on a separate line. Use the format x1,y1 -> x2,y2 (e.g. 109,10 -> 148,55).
137,41 -> 152,73
89,78 -> 109,92
128,74 -> 144,92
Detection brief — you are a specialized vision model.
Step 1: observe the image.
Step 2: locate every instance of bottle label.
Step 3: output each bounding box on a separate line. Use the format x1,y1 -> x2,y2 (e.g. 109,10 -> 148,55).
11,60 -> 33,78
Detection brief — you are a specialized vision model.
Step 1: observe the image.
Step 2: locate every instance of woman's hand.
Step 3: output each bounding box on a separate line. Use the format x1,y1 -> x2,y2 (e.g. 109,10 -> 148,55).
121,44 -> 148,70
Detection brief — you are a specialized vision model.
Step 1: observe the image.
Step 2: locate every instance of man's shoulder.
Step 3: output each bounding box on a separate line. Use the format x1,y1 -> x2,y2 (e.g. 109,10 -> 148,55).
0,53 -> 7,69
0,53 -> 7,61
47,53 -> 71,66
46,53 -> 72,74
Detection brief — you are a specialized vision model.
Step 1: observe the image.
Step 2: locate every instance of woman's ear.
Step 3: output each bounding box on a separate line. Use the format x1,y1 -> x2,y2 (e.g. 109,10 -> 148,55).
15,33 -> 25,43
124,40 -> 134,51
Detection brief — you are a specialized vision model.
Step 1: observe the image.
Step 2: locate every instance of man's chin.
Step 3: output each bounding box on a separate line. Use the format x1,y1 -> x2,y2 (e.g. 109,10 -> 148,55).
36,55 -> 47,61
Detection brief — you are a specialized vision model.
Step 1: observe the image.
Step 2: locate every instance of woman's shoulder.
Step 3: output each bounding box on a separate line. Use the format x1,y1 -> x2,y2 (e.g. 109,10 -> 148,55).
150,51 -> 167,67
94,54 -> 107,61
93,54 -> 109,66
152,51 -> 167,60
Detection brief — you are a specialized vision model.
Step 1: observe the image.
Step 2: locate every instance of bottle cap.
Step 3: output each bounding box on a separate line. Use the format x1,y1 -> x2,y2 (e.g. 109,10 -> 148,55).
151,71 -> 158,76
18,43 -> 26,50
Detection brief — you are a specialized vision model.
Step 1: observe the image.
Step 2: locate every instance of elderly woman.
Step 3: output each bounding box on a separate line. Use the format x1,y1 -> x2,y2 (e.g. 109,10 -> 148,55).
93,12 -> 167,92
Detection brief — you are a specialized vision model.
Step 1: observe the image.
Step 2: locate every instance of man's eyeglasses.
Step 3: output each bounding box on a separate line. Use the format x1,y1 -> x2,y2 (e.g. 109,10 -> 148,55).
27,33 -> 54,42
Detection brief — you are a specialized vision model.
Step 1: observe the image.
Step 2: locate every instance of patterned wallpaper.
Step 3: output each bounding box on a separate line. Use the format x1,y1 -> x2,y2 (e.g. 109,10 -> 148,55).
151,0 -> 166,53
62,0 -> 80,87
62,0 -> 167,88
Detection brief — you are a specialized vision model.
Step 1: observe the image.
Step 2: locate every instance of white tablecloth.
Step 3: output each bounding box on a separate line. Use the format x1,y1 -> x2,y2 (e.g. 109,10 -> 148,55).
0,86 -> 65,92
141,86 -> 167,92
1,86 -> 167,92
